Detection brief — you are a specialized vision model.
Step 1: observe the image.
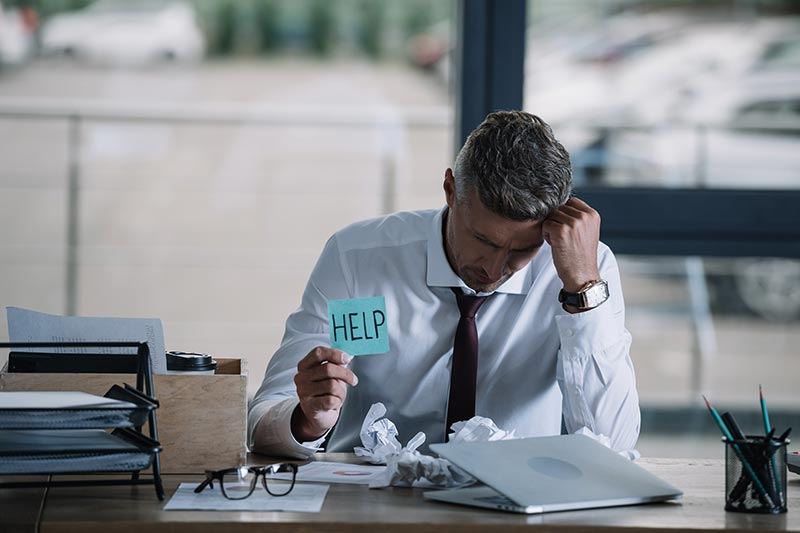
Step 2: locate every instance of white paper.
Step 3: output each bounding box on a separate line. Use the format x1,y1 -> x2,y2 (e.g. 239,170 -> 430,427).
272,461 -> 386,486
0,392 -> 141,429
374,448 -> 475,489
163,482 -> 329,512
7,307 -> 167,375
353,404 -> 523,489
448,416 -> 516,443
351,403 -> 474,489
0,391 -> 136,409
353,402 -> 406,464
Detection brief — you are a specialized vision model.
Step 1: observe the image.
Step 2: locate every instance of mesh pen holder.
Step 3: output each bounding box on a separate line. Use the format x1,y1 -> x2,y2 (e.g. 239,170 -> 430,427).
724,436 -> 788,514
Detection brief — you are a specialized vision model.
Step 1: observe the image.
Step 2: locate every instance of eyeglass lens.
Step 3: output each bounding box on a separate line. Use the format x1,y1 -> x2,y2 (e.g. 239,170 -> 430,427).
262,463 -> 295,496
220,466 -> 258,500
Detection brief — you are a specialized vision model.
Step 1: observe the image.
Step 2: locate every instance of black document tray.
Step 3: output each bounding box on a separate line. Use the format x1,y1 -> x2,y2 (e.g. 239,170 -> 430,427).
0,428 -> 161,475
0,384 -> 157,430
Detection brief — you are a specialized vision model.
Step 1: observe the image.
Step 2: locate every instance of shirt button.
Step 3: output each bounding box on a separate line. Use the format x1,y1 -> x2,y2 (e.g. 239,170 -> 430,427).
565,328 -> 574,337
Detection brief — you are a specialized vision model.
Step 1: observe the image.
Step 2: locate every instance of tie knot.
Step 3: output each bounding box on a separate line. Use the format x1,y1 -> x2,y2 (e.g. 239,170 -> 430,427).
451,288 -> 488,319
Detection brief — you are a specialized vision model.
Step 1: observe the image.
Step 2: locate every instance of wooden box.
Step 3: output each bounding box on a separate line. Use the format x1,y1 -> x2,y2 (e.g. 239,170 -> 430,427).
0,358 -> 247,474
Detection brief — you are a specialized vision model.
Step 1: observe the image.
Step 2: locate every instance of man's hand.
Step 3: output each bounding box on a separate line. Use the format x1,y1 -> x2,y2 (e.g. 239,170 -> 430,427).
291,347 -> 358,442
542,197 -> 601,294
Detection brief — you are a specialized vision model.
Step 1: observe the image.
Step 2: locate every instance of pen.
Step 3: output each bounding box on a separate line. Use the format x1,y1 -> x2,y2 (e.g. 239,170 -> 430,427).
702,396 -> 774,507
759,385 -> 784,506
721,412 -> 756,504
721,412 -> 746,441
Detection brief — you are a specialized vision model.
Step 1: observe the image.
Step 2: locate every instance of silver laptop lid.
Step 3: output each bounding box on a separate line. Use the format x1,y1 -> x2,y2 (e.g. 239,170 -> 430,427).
430,434 -> 682,511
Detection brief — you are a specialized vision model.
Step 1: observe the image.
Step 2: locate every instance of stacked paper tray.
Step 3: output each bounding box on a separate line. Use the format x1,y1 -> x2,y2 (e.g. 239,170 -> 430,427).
0,428 -> 159,474
0,389 -> 155,429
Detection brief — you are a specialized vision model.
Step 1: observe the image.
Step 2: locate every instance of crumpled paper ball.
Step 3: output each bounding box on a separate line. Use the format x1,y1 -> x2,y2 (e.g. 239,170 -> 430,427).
353,402 -> 517,488
448,416 -> 516,442
353,402 -> 405,464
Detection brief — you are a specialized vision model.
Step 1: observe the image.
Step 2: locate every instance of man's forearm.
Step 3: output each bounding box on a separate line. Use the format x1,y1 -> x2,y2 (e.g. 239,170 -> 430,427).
556,306 -> 640,451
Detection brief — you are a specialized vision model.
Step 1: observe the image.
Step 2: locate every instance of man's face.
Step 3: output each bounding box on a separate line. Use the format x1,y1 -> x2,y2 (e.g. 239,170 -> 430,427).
443,169 -> 544,293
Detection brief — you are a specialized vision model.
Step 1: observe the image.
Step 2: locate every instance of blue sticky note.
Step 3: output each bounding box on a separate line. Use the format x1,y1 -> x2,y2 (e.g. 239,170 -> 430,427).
327,296 -> 389,356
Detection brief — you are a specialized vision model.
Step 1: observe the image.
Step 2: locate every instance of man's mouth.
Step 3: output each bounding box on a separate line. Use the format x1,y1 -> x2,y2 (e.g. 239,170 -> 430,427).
475,273 -> 499,285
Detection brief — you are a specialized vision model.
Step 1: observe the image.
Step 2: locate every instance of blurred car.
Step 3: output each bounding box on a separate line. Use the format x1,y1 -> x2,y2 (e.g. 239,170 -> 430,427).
752,36 -> 800,72
727,75 -> 800,133
0,1 -> 37,68
41,0 -> 204,66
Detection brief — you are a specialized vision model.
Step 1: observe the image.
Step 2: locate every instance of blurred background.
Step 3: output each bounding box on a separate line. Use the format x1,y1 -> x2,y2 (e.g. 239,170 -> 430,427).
0,0 -> 798,458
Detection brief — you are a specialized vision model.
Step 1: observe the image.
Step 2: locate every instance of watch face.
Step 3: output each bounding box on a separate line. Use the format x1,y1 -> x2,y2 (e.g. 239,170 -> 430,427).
584,282 -> 609,308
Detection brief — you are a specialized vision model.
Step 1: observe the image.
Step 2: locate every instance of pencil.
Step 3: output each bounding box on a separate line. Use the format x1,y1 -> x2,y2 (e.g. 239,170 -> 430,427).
759,385 -> 771,434
702,395 -> 774,507
759,385 -> 784,506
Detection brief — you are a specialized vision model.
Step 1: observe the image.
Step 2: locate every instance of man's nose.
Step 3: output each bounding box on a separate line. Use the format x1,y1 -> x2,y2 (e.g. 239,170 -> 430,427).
485,251 -> 508,280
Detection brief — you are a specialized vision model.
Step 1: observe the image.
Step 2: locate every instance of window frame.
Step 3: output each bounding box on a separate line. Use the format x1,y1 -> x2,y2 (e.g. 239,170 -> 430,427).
455,0 -> 800,259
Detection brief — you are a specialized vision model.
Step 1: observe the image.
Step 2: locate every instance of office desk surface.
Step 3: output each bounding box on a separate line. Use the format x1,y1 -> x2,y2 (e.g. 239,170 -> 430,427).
4,455 -> 799,533
0,476 -> 48,533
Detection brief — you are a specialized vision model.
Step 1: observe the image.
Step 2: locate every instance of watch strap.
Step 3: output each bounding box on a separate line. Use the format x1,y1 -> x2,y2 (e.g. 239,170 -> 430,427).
558,280 -> 609,310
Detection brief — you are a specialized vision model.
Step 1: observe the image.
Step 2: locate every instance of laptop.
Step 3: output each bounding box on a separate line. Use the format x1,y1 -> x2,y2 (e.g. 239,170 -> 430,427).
424,434 -> 682,514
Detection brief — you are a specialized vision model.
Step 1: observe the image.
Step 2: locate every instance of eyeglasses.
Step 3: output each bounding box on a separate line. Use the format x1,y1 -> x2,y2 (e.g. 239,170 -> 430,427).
194,463 -> 298,499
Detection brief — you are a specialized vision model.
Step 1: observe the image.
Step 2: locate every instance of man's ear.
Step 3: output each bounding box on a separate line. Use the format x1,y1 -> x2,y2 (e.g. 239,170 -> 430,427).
444,168 -> 456,208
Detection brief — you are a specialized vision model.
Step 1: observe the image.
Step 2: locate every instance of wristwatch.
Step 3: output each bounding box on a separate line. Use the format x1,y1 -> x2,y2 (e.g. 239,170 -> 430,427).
558,280 -> 609,310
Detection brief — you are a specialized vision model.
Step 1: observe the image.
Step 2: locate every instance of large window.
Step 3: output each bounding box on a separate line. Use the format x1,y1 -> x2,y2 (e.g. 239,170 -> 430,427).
521,0 -> 800,457
526,1 -> 800,191
0,0 -> 456,396
3,0 -> 797,459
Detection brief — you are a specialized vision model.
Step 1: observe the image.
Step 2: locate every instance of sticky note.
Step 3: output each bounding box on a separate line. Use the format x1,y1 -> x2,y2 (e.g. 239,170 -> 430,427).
327,296 -> 389,356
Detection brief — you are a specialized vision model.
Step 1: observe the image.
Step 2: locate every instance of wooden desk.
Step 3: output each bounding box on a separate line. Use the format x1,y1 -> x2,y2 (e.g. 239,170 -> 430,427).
5,456 -> 799,532
0,476 -> 47,533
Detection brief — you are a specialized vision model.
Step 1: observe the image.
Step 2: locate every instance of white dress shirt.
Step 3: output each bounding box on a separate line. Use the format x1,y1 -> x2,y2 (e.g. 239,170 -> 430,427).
248,207 -> 640,458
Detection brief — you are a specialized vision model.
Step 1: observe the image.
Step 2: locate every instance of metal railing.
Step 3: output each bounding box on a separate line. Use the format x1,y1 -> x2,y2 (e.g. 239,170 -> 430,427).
0,100 -> 452,316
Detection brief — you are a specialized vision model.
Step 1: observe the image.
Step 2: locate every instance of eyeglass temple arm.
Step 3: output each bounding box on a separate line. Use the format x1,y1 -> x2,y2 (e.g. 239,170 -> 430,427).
193,476 -> 214,493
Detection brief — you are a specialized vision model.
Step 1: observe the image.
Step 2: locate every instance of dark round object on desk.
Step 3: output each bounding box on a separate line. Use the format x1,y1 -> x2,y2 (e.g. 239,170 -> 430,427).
166,351 -> 217,372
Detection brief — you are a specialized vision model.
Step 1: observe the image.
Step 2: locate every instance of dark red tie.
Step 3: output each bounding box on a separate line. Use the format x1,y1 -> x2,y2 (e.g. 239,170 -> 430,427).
446,288 -> 489,435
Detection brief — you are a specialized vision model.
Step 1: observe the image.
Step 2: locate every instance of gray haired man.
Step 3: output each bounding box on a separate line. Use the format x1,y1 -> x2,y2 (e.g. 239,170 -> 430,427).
249,110 -> 640,458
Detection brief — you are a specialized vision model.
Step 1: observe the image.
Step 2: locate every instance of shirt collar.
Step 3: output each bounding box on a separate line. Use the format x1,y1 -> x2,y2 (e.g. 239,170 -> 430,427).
426,206 -> 534,296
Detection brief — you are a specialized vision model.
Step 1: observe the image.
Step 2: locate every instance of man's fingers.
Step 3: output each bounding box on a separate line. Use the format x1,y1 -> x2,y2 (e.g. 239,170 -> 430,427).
304,362 -> 359,387
298,378 -> 348,402
297,346 -> 351,371
548,202 -> 599,227
565,196 -> 592,211
565,198 -> 600,223
558,203 -> 585,219
546,209 -> 573,226
305,395 -> 344,413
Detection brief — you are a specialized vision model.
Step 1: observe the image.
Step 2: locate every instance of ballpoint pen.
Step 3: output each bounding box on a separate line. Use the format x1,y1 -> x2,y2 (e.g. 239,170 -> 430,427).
702,395 -> 774,507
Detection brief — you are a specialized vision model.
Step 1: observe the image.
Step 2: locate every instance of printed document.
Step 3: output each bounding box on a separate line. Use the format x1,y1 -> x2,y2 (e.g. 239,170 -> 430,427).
164,483 -> 329,512
6,307 -> 167,374
273,461 -> 386,486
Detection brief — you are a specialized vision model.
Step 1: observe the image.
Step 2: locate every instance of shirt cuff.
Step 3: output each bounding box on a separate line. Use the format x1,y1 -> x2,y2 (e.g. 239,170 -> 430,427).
555,299 -> 623,357
249,397 -> 328,459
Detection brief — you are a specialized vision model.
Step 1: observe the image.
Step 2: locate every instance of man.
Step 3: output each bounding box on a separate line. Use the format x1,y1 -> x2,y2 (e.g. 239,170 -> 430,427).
249,110 -> 640,458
